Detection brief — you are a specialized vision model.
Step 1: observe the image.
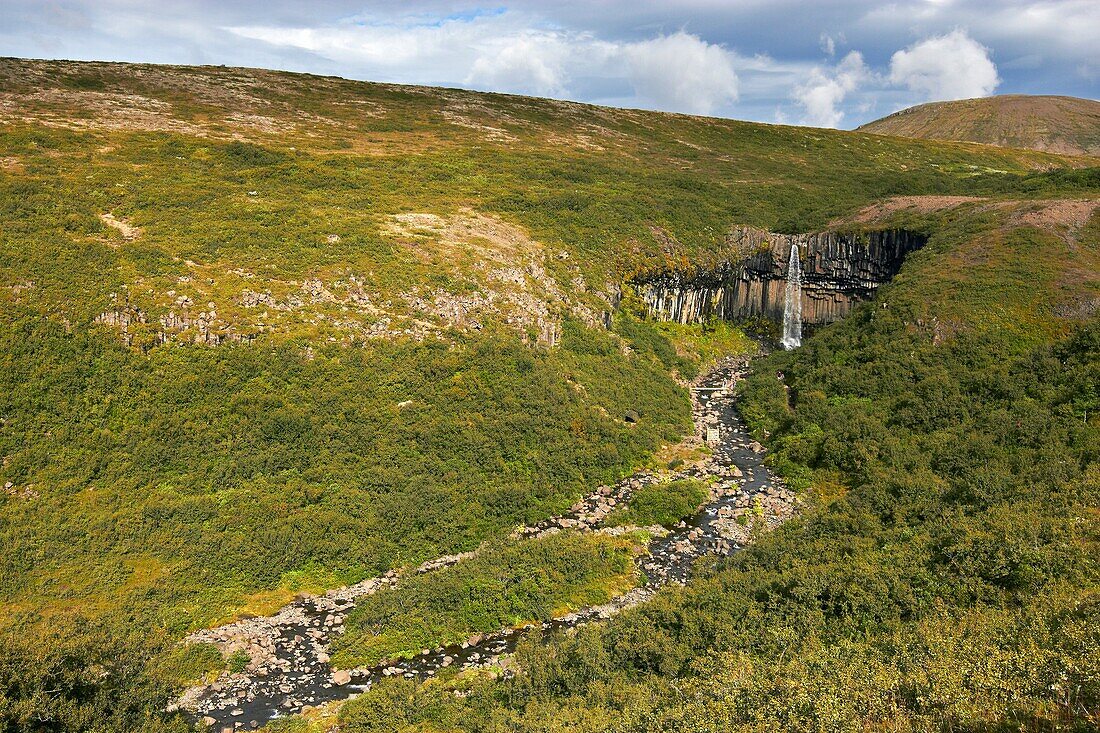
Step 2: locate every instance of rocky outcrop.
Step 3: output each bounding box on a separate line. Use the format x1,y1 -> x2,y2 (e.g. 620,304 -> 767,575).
94,303 -> 261,349
635,227 -> 925,326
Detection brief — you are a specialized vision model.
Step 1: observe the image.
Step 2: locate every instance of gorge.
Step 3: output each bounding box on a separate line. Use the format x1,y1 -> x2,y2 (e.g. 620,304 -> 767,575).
634,227 -> 927,330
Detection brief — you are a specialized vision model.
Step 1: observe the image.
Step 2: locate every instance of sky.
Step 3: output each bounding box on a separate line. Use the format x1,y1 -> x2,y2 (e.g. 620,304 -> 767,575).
1,0 -> 1097,128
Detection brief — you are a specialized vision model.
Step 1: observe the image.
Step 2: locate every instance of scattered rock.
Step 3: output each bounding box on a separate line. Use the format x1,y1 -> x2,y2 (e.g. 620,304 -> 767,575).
173,357 -> 796,731
98,212 -> 141,240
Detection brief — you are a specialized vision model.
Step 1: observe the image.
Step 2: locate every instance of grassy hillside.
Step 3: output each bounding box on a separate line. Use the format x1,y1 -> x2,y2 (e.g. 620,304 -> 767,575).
859,95 -> 1100,156
0,58 -> 1097,732
330,201 -> 1100,733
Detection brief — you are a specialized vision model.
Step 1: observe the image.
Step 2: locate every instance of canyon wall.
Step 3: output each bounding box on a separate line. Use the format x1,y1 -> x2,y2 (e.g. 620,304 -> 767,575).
635,227 -> 926,326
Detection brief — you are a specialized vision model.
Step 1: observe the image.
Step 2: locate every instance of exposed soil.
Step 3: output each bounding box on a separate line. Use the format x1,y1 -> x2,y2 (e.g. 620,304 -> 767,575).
1011,198 -> 1098,241
837,196 -> 1098,244
99,212 -> 142,241
836,196 -> 987,226
0,156 -> 24,173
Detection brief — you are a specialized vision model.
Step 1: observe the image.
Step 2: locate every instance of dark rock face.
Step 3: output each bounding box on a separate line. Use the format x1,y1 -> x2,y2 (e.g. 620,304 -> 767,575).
635,227 -> 926,326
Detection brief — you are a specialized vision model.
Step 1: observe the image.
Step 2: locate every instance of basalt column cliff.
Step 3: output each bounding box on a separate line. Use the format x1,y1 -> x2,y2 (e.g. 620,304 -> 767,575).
635,227 -> 926,326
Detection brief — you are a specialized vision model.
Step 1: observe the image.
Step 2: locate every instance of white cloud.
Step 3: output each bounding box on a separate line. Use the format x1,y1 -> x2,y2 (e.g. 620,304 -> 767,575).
794,51 -> 870,127
465,33 -> 575,97
2,1 -> 1097,129
229,17 -> 738,115
888,29 -> 1000,101
623,31 -> 739,115
818,31 -> 846,57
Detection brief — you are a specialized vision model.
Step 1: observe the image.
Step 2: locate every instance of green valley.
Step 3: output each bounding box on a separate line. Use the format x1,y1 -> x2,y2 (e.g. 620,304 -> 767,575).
0,56 -> 1096,732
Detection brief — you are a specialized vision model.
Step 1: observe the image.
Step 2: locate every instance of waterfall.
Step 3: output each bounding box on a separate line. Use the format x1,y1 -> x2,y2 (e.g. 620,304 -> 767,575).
781,244 -> 802,350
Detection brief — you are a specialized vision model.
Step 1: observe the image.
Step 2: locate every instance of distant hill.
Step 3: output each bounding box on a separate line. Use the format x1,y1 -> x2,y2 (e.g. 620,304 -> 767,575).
858,95 -> 1100,156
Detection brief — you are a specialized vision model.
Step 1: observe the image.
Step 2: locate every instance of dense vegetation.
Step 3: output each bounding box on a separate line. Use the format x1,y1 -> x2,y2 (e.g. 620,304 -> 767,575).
0,312 -> 694,732
0,59 -> 1097,732
329,208 -> 1100,731
331,532 -> 640,668
0,315 -> 688,621
604,479 -> 709,529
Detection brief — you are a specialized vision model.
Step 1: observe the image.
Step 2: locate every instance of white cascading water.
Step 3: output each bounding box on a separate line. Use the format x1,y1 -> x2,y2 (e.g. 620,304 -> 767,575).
781,244 -> 802,349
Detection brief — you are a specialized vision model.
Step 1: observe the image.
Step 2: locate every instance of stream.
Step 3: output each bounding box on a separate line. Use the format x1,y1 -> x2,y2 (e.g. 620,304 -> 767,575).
177,357 -> 795,731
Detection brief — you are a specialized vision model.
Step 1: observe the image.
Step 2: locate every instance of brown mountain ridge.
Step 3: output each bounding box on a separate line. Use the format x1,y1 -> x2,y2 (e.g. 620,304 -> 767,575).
858,94 -> 1100,157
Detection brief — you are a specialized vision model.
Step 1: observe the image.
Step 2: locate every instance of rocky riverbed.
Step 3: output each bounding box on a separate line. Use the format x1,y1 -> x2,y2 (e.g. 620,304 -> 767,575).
175,356 -> 796,731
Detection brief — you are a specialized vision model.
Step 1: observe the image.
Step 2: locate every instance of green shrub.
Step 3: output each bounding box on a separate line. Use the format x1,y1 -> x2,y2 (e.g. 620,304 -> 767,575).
604,479 -> 708,528
226,649 -> 249,674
